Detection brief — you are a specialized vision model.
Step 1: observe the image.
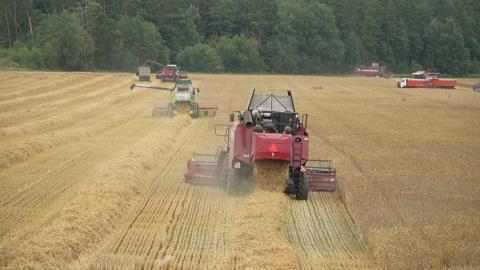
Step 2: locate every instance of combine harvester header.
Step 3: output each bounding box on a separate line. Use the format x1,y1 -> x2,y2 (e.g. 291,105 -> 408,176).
184,89 -> 336,200
130,79 -> 217,118
397,71 -> 456,89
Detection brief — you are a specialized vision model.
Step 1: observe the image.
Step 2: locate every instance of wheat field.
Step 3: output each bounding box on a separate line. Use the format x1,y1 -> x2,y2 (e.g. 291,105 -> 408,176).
0,71 -> 478,269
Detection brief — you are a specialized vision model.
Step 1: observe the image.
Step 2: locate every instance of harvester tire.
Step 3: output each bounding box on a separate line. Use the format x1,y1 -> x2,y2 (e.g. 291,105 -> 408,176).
296,174 -> 309,200
167,103 -> 174,117
191,102 -> 199,119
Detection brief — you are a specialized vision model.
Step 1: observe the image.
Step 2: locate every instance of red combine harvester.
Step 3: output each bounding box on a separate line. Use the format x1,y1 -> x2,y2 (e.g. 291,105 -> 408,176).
355,62 -> 391,78
397,71 -> 456,89
157,64 -> 183,82
184,89 -> 336,200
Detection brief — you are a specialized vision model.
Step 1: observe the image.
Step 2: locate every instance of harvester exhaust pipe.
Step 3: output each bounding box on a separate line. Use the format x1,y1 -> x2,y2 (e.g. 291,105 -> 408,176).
243,110 -> 254,128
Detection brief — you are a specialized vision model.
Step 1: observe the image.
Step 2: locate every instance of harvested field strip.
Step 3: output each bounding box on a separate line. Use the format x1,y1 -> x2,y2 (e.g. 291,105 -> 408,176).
73,118 -> 238,269
0,117 -> 166,266
3,116 -> 192,269
0,75 -> 113,111
0,148 -> 95,210
227,161 -> 299,270
230,191 -> 300,270
0,76 -> 48,91
0,75 -> 82,100
0,76 -> 132,125
0,88 -> 138,137
285,193 -> 375,269
0,113 -> 135,170
0,74 -> 24,84
109,120 -> 207,261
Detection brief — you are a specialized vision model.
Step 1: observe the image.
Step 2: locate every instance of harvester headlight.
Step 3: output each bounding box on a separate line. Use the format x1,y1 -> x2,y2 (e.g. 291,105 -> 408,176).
255,124 -> 263,132
284,125 -> 293,134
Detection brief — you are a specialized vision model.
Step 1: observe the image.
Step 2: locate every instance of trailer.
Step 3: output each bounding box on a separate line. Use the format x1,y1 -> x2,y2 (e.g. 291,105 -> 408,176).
397,71 -> 456,89
474,83 -> 480,92
137,66 -> 151,81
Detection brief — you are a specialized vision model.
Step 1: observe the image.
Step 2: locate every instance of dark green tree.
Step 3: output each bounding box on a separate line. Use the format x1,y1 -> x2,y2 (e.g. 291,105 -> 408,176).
35,12 -> 94,70
86,3 -> 120,69
118,16 -> 169,68
424,17 -> 471,75
216,34 -> 266,72
265,1 -> 344,73
176,43 -> 223,72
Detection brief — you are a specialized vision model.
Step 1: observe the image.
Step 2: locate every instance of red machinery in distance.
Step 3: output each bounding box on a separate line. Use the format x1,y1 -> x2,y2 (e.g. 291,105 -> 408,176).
397,71 -> 456,89
355,62 -> 391,78
157,64 -> 189,82
184,89 -> 336,200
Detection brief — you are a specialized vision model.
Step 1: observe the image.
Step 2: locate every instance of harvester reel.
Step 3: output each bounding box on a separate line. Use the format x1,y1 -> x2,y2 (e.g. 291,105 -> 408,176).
151,103 -> 174,117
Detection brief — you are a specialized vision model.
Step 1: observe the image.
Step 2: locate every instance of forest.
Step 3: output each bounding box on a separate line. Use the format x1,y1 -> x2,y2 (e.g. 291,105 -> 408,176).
0,0 -> 479,75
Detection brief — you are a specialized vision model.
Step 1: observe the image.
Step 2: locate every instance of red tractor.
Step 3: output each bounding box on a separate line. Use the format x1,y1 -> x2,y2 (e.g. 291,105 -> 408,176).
157,64 -> 187,82
355,62 -> 391,78
184,89 -> 336,200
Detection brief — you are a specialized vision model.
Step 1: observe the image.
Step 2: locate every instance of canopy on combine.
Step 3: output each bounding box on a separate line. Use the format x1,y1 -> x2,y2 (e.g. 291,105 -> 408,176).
247,90 -> 295,112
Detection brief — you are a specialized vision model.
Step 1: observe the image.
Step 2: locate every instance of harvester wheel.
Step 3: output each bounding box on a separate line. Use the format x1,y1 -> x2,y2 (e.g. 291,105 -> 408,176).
167,103 -> 174,117
191,102 -> 199,119
227,167 -> 253,196
296,173 -> 309,200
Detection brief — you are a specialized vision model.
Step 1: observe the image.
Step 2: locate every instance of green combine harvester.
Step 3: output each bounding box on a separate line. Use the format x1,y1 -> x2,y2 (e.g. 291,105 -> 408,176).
130,79 -> 218,118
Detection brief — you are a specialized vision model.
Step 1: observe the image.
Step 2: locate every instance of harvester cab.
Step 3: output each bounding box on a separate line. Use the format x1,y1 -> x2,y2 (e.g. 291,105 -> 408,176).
184,89 -> 337,200
129,81 -> 217,118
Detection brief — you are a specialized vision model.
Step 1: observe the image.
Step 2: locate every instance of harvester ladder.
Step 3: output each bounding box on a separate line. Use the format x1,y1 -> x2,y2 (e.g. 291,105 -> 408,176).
292,136 -> 303,168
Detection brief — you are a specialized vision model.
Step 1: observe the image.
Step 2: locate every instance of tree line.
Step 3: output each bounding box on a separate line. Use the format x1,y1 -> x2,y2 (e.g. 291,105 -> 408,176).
0,0 -> 479,75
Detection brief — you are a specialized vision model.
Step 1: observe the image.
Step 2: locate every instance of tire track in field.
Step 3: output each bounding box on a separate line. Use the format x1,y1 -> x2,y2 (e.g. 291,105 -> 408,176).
0,83 -> 137,137
0,76 -> 131,125
0,75 -> 113,111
